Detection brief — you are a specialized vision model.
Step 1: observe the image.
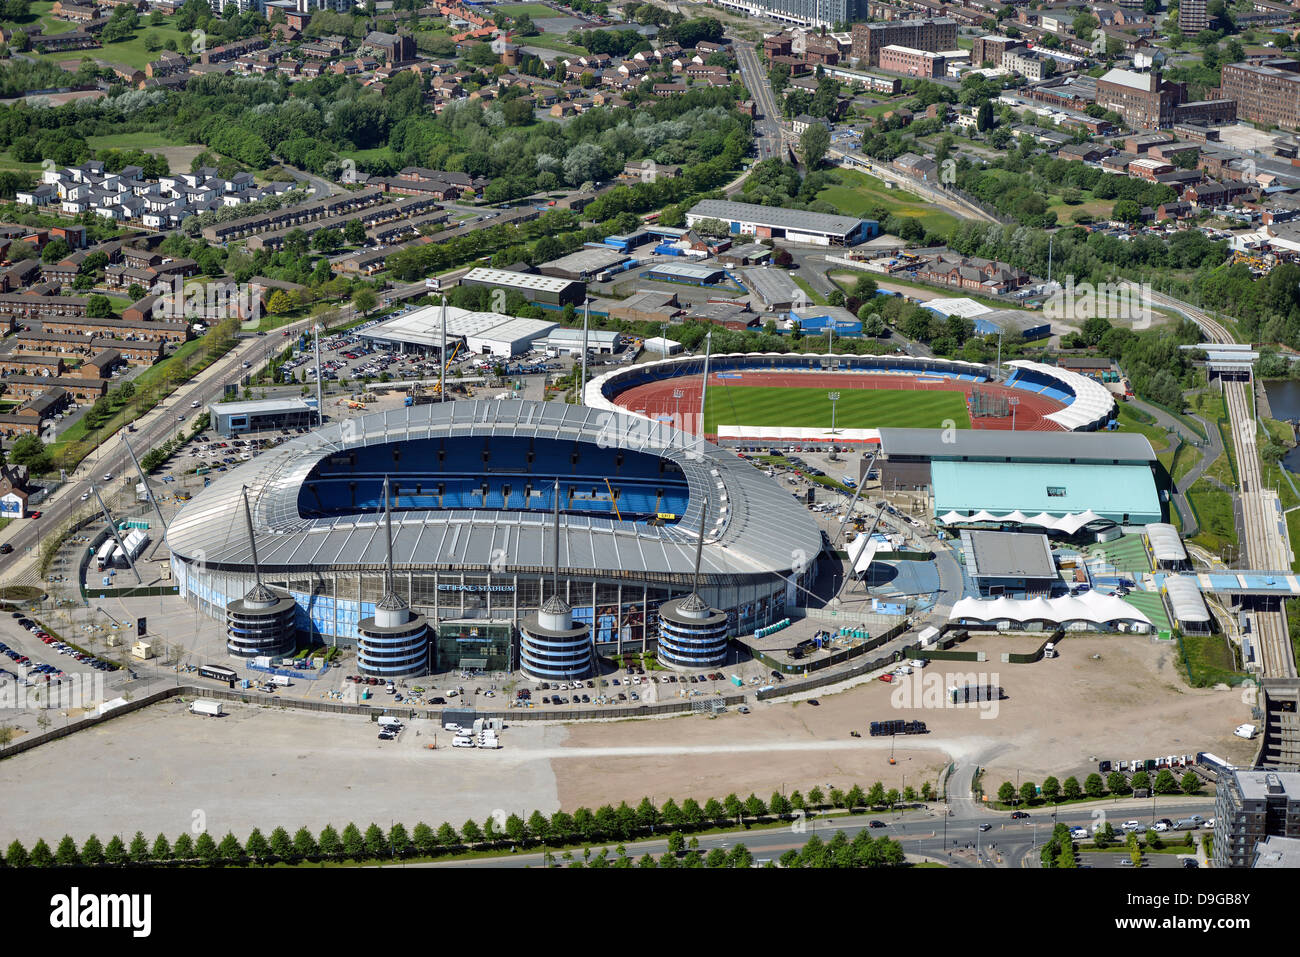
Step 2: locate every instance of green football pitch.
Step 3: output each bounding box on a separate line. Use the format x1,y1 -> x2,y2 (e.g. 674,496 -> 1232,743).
704,386 -> 971,433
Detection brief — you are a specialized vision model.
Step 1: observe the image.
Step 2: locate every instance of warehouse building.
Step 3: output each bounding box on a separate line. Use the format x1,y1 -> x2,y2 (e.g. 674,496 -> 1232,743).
546,327 -> 620,355
607,290 -> 681,324
644,262 -> 729,286
877,429 -> 1160,530
208,397 -> 317,437
537,247 -> 629,283
459,267 -> 585,307
465,317 -> 557,357
745,266 -> 805,311
686,199 -> 877,247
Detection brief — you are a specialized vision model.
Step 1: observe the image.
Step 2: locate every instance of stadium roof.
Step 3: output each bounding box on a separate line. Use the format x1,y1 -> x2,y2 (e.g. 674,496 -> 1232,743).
687,199 -> 866,239
950,592 -> 1153,626
879,428 -> 1156,463
1006,360 -> 1116,431
933,460 -> 1161,523
461,267 -> 576,294
165,400 -> 821,585
1146,523 -> 1188,563
961,530 -> 1055,580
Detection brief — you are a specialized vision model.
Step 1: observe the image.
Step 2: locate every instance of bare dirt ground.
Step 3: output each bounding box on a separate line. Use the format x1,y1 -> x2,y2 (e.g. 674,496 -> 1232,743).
0,634 -> 1256,844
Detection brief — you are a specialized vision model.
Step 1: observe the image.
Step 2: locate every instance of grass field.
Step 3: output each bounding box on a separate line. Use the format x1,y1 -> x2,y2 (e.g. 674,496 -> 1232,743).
87,132 -> 183,151
31,16 -> 194,71
496,2 -> 557,17
814,167 -> 960,237
704,385 -> 970,434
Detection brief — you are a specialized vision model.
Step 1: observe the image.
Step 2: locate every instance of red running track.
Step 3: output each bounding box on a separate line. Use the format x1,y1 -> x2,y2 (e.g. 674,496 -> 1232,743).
612,371 -> 1068,436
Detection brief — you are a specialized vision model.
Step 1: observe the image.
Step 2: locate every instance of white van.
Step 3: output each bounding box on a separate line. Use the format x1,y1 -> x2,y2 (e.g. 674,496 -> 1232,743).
1043,642 -> 1057,658
452,735 -> 476,748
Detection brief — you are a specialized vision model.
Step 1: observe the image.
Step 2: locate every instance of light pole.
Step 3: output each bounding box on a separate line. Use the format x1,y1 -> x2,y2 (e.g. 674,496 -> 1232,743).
1008,396 -> 1019,431
828,391 -> 840,435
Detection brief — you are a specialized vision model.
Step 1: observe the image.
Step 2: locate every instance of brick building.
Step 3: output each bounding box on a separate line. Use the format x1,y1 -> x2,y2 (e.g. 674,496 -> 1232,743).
850,18 -> 957,66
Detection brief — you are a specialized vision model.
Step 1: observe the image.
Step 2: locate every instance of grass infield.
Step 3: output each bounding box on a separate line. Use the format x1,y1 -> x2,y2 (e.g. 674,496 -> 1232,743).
704,385 -> 970,434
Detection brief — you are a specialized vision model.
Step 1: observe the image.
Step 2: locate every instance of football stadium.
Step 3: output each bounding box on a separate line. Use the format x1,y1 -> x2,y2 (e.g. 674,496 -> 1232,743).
585,353 -> 1116,445
165,400 -> 822,675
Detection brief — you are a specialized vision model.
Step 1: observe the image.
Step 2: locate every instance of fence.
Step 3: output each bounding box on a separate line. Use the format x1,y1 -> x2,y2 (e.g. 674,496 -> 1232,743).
746,619 -> 911,677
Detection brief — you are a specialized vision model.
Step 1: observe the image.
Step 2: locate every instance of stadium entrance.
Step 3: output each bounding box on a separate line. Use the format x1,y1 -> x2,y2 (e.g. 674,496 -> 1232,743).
435,620 -> 513,672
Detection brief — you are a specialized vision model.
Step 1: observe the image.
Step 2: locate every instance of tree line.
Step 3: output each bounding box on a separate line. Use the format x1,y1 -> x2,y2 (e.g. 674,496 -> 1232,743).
0,780 -> 924,867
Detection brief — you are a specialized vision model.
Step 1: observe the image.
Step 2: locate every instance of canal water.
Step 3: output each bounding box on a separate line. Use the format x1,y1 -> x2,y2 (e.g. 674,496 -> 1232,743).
1264,380 -> 1300,473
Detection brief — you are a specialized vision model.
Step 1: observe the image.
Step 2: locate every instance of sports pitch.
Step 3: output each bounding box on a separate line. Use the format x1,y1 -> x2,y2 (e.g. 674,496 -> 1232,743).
704,386 -> 971,433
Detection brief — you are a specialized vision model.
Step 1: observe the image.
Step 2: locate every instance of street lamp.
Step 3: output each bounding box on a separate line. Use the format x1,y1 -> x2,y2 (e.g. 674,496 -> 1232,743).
828,392 -> 840,435
1008,396 -> 1020,431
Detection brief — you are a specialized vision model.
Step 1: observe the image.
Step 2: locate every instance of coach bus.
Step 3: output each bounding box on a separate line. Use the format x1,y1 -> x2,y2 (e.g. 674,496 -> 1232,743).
197,664 -> 238,687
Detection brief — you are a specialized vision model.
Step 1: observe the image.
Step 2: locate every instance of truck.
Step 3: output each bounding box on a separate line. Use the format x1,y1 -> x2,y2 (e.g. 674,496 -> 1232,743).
269,674 -> 291,687
425,277 -> 442,292
189,699 -> 224,717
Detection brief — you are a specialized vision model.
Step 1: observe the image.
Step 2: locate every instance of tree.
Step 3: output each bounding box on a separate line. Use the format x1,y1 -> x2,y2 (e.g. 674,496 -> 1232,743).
29,839 -> 53,868
81,834 -> 105,866
461,820 -> 483,845
352,290 -> 377,317
86,294 -> 114,319
884,788 -> 899,809
1019,781 -> 1038,806
998,781 -> 1017,805
1108,771 -> 1132,796
293,827 -> 317,860
129,831 -> 150,864
744,794 -> 767,820
172,833 -> 194,861
54,835 -> 80,867
1154,769 -> 1181,795
5,840 -> 28,868
41,238 -> 71,264
1041,776 -> 1061,804
807,786 -> 825,809
217,832 -> 244,864
867,782 -> 886,808
1113,199 -> 1142,224
363,824 -> 386,858
344,219 -> 367,245
1084,773 -> 1106,798
668,831 -> 686,855
800,123 -> 830,169
845,785 -> 866,810
246,828 -> 269,863
389,822 -> 411,858
268,826 -> 293,862
194,832 -> 218,864
976,100 -> 994,132
1180,771 -> 1202,795
1130,770 -> 1151,792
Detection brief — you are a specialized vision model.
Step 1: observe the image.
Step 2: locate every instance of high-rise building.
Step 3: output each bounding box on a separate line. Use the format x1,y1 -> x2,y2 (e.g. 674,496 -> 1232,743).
850,17 -> 958,66
1213,769 -> 1300,869
713,0 -> 871,29
1179,0 -> 1209,35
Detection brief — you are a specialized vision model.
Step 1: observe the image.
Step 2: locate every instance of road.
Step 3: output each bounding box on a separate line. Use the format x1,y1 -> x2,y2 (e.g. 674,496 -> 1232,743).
420,798 -> 1216,869
734,43 -> 787,167
1149,292 -> 1297,681
1126,396 -> 1222,536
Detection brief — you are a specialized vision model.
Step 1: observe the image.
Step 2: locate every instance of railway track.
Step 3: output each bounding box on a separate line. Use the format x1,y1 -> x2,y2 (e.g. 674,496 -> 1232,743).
1149,293 -> 1297,680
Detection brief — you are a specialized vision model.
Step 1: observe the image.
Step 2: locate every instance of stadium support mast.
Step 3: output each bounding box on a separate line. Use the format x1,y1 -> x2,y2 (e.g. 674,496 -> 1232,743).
439,294 -> 447,403
383,475 -> 396,595
121,433 -> 167,533
314,319 -> 324,427
92,484 -> 142,585
241,485 -> 263,587
551,478 -> 561,601
697,330 -> 712,441
580,298 -> 590,406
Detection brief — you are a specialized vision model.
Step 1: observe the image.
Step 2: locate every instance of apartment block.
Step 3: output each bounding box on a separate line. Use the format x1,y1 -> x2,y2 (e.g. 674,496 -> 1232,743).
850,18 -> 957,66
1220,61 -> 1300,130
1213,769 -> 1300,869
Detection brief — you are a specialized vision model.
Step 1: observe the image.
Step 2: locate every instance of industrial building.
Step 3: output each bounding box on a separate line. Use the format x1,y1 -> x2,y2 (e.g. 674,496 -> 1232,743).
208,397 -> 317,437
745,266 -> 804,311
538,247 -> 630,282
686,199 -> 877,247
165,401 -> 822,669
960,530 -> 1057,597
361,304 -> 554,358
712,0 -> 870,28
644,262 -> 729,286
545,327 -> 620,355
459,267 -> 585,307
877,428 -> 1159,530
851,17 -> 958,66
